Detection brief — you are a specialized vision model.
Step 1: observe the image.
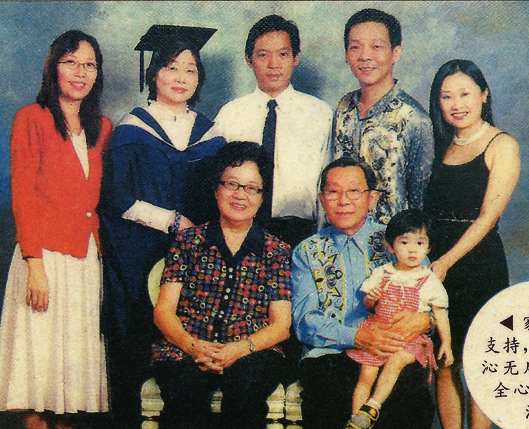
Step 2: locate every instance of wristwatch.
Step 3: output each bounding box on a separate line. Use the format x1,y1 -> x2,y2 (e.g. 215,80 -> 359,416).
247,337 -> 256,354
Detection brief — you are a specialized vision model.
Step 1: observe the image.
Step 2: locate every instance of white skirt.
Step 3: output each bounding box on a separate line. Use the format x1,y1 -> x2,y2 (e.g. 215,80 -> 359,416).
0,236 -> 108,413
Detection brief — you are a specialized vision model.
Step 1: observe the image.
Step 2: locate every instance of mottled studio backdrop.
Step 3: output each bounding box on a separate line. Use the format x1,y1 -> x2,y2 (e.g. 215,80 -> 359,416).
0,1 -> 528,296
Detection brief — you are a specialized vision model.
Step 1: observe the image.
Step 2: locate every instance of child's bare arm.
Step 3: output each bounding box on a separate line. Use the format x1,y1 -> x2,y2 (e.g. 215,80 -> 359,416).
432,305 -> 454,366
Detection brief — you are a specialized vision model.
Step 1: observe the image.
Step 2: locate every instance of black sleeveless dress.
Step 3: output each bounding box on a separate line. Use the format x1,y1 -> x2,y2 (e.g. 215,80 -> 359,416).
424,133 -> 509,358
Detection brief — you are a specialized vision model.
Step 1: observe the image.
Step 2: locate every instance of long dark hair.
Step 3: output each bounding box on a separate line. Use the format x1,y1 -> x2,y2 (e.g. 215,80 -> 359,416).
36,30 -> 104,148
429,59 -> 493,159
145,43 -> 205,107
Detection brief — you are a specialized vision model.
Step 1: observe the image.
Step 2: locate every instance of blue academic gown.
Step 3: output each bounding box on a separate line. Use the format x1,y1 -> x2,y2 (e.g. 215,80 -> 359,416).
98,107 -> 225,426
100,107 -> 224,340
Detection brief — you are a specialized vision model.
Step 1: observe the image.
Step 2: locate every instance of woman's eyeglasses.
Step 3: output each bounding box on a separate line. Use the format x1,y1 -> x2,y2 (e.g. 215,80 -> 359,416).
219,180 -> 263,196
58,59 -> 97,73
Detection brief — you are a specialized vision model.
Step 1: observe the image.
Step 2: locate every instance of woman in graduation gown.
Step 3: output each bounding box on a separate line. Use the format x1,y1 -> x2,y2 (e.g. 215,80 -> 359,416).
98,25 -> 225,429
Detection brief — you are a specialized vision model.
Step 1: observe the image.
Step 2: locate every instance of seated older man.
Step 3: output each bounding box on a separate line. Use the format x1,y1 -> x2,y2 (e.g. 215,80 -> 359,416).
292,157 -> 435,429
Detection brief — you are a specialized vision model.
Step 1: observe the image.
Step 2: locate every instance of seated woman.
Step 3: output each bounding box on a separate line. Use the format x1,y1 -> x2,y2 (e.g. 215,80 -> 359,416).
98,25 -> 225,428
152,141 -> 292,429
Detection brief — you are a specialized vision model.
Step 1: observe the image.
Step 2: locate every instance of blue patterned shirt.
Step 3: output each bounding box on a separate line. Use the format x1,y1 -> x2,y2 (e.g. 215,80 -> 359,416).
292,218 -> 391,359
332,81 -> 434,224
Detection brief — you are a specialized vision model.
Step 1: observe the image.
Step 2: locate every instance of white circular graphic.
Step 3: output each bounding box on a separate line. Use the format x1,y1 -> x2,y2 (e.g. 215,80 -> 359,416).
463,282 -> 529,429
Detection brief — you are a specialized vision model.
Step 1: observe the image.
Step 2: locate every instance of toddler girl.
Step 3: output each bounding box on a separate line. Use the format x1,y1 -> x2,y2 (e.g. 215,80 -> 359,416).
346,209 -> 453,429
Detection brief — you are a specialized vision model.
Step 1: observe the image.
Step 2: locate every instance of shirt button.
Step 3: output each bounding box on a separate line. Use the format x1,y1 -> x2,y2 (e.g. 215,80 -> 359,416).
226,288 -> 231,293
228,267 -> 233,272
224,295 -> 229,300
86,212 -> 92,217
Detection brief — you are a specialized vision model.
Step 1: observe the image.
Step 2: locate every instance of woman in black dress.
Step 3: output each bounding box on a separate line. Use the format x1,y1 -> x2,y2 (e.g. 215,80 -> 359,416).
425,59 -> 520,429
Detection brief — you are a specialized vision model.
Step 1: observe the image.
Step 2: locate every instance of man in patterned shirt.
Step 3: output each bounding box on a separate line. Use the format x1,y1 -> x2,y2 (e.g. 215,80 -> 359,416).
292,158 -> 435,429
332,8 -> 434,224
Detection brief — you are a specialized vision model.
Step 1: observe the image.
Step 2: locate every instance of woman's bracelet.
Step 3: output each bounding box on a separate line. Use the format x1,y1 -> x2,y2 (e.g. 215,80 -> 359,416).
168,212 -> 182,235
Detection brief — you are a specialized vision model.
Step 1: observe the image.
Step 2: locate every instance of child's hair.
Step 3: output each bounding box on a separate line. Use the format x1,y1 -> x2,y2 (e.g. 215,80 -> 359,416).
385,209 -> 431,247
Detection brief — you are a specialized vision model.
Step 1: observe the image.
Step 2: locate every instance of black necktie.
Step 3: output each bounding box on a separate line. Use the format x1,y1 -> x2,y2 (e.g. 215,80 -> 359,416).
262,99 -> 278,153
262,99 -> 277,219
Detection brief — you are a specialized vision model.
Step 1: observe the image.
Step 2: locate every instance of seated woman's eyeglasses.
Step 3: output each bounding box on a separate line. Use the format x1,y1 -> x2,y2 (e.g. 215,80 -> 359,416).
219,180 -> 263,196
58,59 -> 98,73
322,188 -> 370,201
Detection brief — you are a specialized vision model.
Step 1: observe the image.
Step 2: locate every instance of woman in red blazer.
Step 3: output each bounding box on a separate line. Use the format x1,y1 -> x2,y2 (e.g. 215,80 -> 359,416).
0,30 -> 112,429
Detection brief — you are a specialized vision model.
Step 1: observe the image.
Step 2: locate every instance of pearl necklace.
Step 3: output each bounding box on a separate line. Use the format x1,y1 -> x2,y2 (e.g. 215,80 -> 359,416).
452,122 -> 490,146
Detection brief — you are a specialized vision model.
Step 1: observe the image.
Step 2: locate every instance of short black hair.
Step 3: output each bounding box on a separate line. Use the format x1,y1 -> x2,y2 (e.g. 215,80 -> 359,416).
211,141 -> 272,193
209,141 -> 273,222
320,157 -> 378,192
145,43 -> 205,106
385,209 -> 431,247
344,8 -> 402,51
245,14 -> 301,59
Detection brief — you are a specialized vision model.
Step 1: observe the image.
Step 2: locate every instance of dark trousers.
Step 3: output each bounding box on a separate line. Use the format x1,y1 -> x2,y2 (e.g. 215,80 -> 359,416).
299,353 -> 435,429
265,216 -> 316,388
105,325 -> 154,429
153,350 -> 283,429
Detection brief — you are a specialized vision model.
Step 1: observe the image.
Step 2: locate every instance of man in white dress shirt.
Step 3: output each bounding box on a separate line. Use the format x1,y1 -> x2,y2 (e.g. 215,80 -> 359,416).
213,14 -> 333,247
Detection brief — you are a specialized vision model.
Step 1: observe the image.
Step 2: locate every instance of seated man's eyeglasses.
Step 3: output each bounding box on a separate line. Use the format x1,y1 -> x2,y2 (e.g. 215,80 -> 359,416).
322,188 -> 370,201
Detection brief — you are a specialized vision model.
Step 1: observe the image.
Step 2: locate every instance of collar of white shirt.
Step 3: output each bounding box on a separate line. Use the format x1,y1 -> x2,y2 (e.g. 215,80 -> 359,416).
251,84 -> 296,111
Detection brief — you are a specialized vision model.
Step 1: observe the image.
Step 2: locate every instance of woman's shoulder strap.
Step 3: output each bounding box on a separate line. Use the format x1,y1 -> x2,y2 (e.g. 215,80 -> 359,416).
484,131 -> 509,152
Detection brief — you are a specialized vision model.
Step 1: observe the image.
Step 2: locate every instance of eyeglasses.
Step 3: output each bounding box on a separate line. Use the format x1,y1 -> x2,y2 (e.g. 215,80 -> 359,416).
58,60 -> 97,73
322,188 -> 370,201
219,180 -> 263,196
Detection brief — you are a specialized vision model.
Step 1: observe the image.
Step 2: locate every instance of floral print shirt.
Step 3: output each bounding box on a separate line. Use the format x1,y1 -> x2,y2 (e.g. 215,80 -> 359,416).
152,221 -> 292,362
332,82 -> 434,224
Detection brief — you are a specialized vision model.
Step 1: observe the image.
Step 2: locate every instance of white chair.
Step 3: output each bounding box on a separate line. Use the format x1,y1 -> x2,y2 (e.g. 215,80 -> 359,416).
285,380 -> 304,428
141,259 -> 291,428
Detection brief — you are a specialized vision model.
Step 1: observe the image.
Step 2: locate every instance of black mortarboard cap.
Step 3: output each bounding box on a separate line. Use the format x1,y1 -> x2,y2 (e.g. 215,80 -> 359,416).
135,25 -> 217,91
